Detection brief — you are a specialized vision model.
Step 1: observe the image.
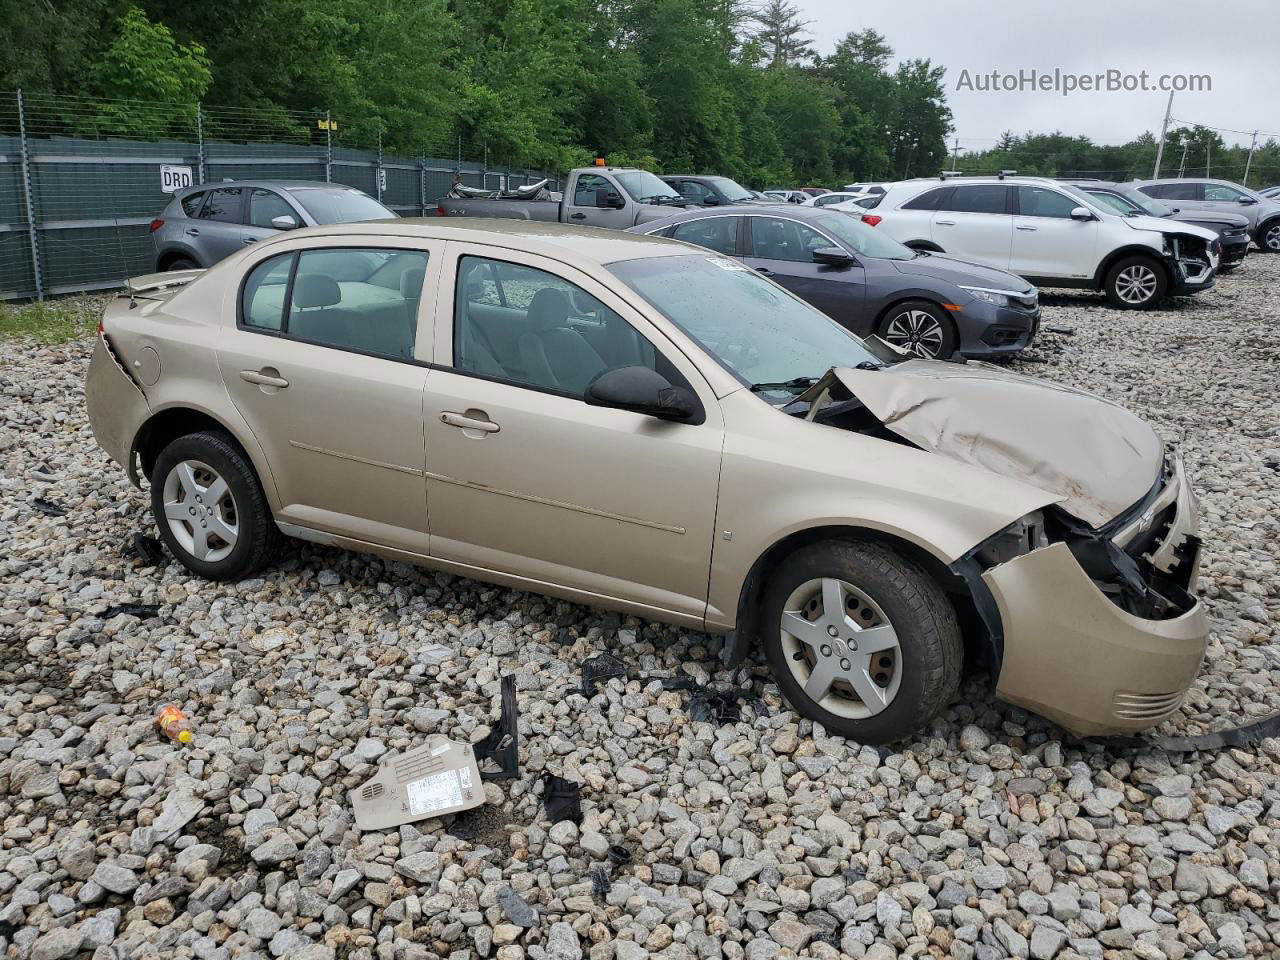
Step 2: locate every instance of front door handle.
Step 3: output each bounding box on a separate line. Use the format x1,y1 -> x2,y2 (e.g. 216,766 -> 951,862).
441,411 -> 500,434
570,212 -> 587,220
243,237 -> 258,244
935,219 -> 956,226
1016,225 -> 1038,231
240,369 -> 289,388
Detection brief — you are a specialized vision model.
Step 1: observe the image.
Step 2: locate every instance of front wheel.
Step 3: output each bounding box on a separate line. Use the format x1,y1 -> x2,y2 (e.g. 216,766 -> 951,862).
1257,219 -> 1280,253
876,300 -> 957,360
760,540 -> 962,744
1104,256 -> 1167,309
150,431 -> 279,581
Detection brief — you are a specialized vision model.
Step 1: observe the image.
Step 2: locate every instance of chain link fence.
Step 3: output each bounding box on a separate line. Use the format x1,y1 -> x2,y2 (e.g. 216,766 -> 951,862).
0,91 -> 562,300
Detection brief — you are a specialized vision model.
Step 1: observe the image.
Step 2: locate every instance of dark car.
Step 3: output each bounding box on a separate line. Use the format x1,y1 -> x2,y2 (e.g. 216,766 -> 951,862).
660,175 -> 763,207
151,180 -> 395,270
628,206 -> 1040,360
1065,181 -> 1250,272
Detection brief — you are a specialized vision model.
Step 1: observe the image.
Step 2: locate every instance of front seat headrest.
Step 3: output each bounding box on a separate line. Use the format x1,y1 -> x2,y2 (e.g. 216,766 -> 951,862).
293,274 -> 341,308
526,288 -> 571,331
400,268 -> 426,299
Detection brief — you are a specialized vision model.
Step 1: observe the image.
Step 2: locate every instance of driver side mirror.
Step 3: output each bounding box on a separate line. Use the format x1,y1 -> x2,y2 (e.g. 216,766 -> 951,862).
270,214 -> 299,230
1070,206 -> 1095,221
812,246 -> 854,266
703,195 -> 720,206
596,188 -> 625,209
584,366 -> 703,424
1238,196 -> 1258,205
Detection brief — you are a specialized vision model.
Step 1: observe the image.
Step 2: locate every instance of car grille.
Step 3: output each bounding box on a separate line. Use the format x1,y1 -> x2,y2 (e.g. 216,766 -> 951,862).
1114,689 -> 1185,721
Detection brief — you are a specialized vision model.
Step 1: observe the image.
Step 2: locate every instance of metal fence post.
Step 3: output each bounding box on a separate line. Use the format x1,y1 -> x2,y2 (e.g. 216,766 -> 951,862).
483,143 -> 489,192
15,90 -> 44,301
196,103 -> 206,184
419,154 -> 427,216
325,111 -> 333,183
376,130 -> 384,202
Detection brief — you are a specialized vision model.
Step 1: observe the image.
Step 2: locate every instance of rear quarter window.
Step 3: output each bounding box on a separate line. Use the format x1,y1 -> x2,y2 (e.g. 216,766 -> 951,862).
180,191 -> 206,217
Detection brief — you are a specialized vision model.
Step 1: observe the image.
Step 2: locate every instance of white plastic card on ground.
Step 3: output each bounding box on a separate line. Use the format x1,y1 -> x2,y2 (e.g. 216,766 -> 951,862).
352,736 -> 485,830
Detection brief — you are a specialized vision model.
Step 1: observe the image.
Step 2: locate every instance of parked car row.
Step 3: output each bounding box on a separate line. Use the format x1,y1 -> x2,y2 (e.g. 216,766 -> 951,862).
92,217 -> 1208,744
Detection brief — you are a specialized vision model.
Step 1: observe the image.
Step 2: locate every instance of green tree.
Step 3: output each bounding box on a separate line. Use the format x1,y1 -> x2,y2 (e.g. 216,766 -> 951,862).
751,0 -> 814,68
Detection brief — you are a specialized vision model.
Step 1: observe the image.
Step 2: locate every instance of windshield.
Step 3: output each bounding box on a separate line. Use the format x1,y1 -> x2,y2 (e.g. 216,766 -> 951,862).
1116,186 -> 1173,217
1086,190 -> 1143,216
1055,183 -> 1111,215
706,177 -> 754,202
813,212 -> 915,261
609,254 -> 879,399
291,187 -> 394,223
614,171 -> 682,202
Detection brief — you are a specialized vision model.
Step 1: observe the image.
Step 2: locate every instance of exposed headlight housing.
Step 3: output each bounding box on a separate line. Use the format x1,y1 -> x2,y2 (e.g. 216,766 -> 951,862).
959,285 -> 1014,307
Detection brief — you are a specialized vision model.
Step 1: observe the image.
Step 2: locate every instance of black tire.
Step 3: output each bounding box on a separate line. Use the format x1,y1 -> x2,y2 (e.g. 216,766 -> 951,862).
1256,218 -> 1280,254
165,257 -> 199,271
760,539 -> 962,744
150,430 -> 279,581
1103,255 -> 1168,309
875,299 -> 958,360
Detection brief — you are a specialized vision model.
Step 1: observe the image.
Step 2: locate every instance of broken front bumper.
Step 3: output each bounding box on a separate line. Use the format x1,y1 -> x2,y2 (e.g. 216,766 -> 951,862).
986,450 -> 1208,736
86,334 -> 150,475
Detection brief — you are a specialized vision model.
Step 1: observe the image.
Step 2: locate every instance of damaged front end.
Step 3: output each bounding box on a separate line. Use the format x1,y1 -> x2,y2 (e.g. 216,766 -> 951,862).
1163,232 -> 1219,290
796,361 -> 1209,735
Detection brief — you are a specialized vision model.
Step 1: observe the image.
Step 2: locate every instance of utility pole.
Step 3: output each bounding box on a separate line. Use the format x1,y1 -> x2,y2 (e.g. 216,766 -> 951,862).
950,137 -> 961,173
1243,130 -> 1259,186
1177,138 -> 1189,178
1205,139 -> 1211,178
1152,91 -> 1174,178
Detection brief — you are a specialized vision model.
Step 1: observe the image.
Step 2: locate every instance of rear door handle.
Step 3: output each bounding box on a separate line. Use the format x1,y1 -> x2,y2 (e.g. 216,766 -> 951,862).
569,212 -> 587,220
1016,225 -> 1038,231
186,228 -> 200,236
243,237 -> 258,244
936,220 -> 956,226
754,267 -> 774,276
240,369 -> 289,388
441,411 -> 500,433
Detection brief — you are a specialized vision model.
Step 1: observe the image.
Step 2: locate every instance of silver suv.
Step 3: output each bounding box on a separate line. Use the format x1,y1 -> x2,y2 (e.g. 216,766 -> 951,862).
151,180 -> 394,271
1126,178 -> 1280,253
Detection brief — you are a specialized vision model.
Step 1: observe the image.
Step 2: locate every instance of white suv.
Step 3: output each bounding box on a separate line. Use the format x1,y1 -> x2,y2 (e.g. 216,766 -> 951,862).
861,176 -> 1220,308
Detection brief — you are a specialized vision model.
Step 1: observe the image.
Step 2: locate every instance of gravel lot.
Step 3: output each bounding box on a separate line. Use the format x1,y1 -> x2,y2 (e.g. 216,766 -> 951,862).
1,255 -> 1278,960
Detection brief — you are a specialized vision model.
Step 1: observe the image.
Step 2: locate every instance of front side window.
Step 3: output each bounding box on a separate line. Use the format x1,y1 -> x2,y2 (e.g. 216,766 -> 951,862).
750,217 -> 831,262
1204,183 -> 1247,201
249,189 -> 297,228
453,256 -> 667,396
573,174 -> 611,206
198,188 -> 242,223
239,247 -> 428,359
676,180 -> 713,203
672,217 -> 739,255
946,185 -> 1009,214
1017,186 -> 1081,219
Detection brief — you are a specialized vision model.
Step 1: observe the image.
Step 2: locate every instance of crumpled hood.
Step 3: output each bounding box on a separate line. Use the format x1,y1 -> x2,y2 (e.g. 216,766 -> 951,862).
1123,215 -> 1218,242
889,253 -> 1033,293
811,359 -> 1164,528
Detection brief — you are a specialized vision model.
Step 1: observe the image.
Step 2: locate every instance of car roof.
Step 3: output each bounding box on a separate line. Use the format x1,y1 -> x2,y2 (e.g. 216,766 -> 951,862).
254,217 -> 690,266
177,180 -> 372,195
628,205 -> 839,229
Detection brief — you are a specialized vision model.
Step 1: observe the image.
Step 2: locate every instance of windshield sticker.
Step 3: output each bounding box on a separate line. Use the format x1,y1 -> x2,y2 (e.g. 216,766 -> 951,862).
706,257 -> 747,272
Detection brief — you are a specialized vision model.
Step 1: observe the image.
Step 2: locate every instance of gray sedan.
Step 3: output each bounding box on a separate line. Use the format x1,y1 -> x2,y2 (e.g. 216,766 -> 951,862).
151,180 -> 394,270
628,206 -> 1040,360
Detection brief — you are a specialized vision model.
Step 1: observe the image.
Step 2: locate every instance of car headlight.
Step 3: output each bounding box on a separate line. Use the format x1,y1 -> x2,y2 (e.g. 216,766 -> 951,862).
959,286 -> 1012,307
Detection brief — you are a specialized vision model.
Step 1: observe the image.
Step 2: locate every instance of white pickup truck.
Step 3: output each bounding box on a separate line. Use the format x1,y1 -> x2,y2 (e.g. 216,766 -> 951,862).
436,167 -> 692,228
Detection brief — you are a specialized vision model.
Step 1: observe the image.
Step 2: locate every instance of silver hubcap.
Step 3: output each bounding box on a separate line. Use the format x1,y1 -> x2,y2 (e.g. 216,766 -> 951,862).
883,310 -> 945,358
162,460 -> 238,562
1115,265 -> 1158,304
779,577 -> 903,719
1265,224 -> 1280,251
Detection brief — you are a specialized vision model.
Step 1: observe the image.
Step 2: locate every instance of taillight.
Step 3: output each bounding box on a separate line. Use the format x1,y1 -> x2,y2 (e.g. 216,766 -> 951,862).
149,218 -> 164,232
436,205 -> 447,217
97,319 -> 104,335
861,214 -> 882,227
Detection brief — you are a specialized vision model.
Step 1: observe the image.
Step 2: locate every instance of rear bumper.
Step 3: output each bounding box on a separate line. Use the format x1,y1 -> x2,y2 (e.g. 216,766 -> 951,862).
86,334 -> 150,481
988,451 -> 1208,736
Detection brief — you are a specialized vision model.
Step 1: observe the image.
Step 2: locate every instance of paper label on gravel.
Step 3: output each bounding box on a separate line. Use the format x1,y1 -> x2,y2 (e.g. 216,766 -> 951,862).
405,771 -> 464,814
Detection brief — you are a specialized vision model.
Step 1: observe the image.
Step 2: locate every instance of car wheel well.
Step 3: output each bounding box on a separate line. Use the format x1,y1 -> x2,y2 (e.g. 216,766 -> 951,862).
1093,246 -> 1170,290
156,250 -> 198,271
134,409 -> 246,482
1255,216 -> 1280,247
728,525 -> 976,667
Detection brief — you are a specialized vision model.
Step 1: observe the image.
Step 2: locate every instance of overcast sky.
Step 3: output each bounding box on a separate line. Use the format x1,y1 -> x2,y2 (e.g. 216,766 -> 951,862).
799,0 -> 1278,150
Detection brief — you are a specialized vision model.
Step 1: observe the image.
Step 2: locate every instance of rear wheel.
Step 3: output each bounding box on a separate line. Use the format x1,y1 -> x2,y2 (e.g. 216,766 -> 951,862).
760,540 -> 962,744
151,431 -> 279,581
1104,255 -> 1167,309
876,300 -> 957,359
165,257 -> 198,271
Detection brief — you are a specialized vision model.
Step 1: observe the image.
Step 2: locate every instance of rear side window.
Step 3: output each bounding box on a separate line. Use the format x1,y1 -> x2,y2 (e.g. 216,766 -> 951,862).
198,188 -> 243,223
1144,182 -> 1201,201
946,185 -> 1009,214
902,187 -> 952,211
249,189 -> 297,228
239,248 -> 429,360
180,191 -> 206,217
672,217 -> 738,255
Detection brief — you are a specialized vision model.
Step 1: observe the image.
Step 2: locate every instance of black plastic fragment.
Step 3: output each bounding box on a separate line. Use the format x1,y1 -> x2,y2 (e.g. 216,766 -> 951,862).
446,813 -> 476,841
543,775 -> 582,824
591,866 -> 611,897
689,684 -> 766,725
33,498 -> 66,517
101,603 -> 162,620
496,885 -> 538,928
606,844 -> 632,865
659,675 -> 697,692
131,533 -> 166,566
1043,324 -> 1075,336
580,652 -> 627,696
474,674 -> 520,781
1105,712 -> 1280,753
